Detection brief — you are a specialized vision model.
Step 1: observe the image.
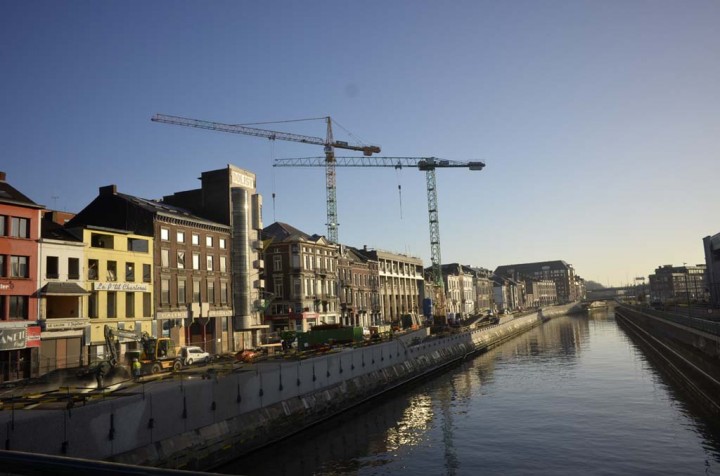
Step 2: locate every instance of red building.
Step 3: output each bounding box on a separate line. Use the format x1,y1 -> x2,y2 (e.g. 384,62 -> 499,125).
0,172 -> 43,381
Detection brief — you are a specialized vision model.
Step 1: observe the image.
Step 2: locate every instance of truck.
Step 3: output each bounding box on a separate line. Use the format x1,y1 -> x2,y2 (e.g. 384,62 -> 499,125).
103,325 -> 182,375
297,324 -> 364,350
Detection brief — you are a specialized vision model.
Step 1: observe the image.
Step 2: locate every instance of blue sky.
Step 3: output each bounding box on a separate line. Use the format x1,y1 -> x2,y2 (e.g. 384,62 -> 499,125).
2,1 -> 718,286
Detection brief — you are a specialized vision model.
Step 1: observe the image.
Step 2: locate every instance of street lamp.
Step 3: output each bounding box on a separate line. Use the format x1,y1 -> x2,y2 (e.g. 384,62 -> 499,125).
683,263 -> 692,318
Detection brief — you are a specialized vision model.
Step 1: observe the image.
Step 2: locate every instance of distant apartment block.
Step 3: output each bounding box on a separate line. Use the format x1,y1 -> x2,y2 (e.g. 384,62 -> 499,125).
495,260 -> 578,304
649,264 -> 708,304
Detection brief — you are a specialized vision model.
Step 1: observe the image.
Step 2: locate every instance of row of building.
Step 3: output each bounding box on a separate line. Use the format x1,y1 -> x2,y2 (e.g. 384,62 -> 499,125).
636,231 -> 720,307
0,166 -> 584,382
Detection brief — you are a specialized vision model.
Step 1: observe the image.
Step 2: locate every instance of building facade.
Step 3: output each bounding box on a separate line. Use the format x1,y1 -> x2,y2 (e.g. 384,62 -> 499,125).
163,165 -> 265,350
357,247 -> 424,325
0,172 -> 43,382
261,222 -> 339,332
704,233 -> 720,308
38,211 -> 89,374
338,245 -> 378,328
65,225 -> 154,364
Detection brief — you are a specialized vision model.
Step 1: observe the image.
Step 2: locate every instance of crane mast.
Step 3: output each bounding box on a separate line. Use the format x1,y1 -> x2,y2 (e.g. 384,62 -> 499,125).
273,156 -> 486,316
151,113 -> 379,243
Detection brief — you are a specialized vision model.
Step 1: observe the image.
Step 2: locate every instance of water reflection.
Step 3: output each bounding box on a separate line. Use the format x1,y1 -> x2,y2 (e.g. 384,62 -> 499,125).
217,309 -> 720,475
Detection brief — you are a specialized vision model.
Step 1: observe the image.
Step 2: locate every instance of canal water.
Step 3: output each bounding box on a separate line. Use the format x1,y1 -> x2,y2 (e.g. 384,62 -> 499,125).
217,307 -> 720,475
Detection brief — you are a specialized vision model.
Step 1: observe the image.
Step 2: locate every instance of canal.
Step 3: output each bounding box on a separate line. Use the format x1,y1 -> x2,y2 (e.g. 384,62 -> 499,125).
217,306 -> 720,475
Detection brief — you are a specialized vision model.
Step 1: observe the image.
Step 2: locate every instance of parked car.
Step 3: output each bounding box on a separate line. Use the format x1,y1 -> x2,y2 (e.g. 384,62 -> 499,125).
180,346 -> 211,366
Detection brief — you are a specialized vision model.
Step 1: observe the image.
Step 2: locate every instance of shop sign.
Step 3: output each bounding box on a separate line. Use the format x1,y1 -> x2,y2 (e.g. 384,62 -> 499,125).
0,327 -> 27,351
94,282 -> 149,292
43,319 -> 88,331
0,281 -> 14,292
208,309 -> 233,317
156,311 -> 189,319
26,326 -> 41,348
231,170 -> 255,189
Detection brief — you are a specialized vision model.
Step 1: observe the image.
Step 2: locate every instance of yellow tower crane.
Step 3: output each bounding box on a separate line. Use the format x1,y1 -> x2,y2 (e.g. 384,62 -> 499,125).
273,156 -> 485,317
151,113 -> 380,243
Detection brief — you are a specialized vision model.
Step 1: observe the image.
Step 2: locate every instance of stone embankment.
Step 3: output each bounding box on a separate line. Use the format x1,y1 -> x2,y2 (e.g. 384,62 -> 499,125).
0,303 -> 577,472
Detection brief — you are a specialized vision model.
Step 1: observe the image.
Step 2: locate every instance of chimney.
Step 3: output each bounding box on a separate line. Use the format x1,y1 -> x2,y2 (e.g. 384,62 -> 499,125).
99,185 -> 117,196
0,172 -> 6,181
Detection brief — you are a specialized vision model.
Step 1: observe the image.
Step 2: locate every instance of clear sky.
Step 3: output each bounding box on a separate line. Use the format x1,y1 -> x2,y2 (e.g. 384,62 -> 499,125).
2,1 -> 718,287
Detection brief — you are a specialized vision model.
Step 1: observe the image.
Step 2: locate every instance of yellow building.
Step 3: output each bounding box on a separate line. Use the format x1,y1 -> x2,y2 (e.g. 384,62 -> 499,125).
75,225 -> 154,362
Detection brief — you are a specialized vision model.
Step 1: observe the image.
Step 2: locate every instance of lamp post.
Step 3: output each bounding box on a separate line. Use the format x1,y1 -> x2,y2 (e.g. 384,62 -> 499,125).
683,263 -> 691,318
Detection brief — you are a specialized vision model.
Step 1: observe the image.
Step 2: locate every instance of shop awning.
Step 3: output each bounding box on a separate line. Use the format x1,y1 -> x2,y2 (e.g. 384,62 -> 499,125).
41,282 -> 90,296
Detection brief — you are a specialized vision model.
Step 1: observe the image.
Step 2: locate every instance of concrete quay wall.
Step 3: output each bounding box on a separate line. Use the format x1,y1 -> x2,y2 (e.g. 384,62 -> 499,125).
0,304 -> 574,472
615,306 -> 720,413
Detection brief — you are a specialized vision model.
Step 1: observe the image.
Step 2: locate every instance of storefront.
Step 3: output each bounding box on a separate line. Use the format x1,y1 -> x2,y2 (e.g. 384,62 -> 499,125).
0,324 -> 40,382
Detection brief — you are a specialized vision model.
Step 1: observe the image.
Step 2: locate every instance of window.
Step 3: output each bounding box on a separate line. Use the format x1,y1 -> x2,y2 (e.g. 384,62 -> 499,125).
192,253 -> 200,270
178,279 -> 186,304
294,278 -> 301,297
177,251 -> 185,269
125,262 -> 135,282
0,215 -> 5,236
107,292 -> 117,318
136,292 -> 147,316
68,258 -> 79,280
291,254 -> 300,268
177,231 -> 185,243
91,233 -> 113,249
10,256 -> 28,278
88,291 -> 98,318
273,254 -> 282,271
107,261 -> 117,281
220,281 -> 228,304
0,255 -> 5,277
127,238 -> 149,253
126,292 -> 135,318
207,281 -> 215,304
9,296 -> 28,319
274,277 -> 284,299
46,256 -> 59,279
161,279 -> 170,305
220,256 -> 227,273
206,236 -> 213,247
10,217 -> 29,238
206,255 -> 214,271
88,259 -> 98,280
161,228 -> 169,241
219,238 -> 226,249
143,264 -> 151,283
161,249 -> 169,268
192,233 -> 199,246
193,279 -> 201,303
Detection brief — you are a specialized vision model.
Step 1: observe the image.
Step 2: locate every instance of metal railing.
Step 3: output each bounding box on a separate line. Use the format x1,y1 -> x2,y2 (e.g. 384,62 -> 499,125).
620,305 -> 720,337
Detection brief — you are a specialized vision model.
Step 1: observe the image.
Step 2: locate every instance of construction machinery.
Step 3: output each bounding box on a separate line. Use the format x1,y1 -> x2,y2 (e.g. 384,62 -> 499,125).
151,113 -> 380,243
273,156 -> 485,317
103,325 -> 182,375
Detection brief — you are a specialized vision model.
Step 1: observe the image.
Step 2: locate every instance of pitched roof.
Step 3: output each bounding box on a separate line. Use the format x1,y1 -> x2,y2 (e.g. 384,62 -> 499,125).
0,174 -> 43,209
262,222 -> 333,245
117,193 -> 227,228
